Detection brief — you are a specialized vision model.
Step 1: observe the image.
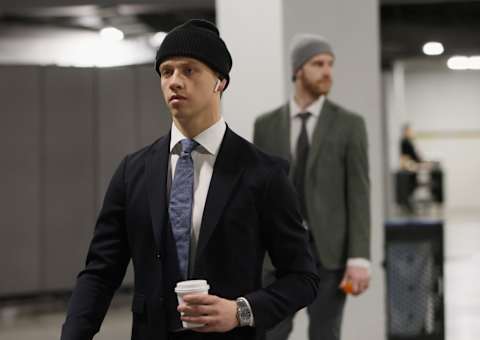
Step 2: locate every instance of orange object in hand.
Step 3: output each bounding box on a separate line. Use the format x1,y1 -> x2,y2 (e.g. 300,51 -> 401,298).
340,281 -> 354,294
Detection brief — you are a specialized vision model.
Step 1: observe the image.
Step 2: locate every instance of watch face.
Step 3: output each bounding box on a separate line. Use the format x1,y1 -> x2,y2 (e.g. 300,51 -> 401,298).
241,308 -> 250,319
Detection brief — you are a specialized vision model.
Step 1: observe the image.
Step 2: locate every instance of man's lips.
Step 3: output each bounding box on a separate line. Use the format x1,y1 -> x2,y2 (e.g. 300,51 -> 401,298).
169,94 -> 187,103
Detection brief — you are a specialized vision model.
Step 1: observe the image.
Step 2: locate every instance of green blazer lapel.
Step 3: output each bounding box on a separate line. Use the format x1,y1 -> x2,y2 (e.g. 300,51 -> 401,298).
306,99 -> 337,177
277,103 -> 291,162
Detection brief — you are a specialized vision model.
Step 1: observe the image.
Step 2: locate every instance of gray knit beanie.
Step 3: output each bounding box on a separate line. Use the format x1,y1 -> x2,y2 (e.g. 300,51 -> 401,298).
290,33 -> 334,79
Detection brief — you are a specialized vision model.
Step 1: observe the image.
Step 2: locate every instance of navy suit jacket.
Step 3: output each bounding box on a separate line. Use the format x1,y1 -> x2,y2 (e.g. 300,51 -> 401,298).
61,127 -> 319,340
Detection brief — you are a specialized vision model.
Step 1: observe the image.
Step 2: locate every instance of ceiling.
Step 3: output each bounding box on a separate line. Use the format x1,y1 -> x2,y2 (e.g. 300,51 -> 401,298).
1,1 -> 480,68
0,3 -> 215,37
381,1 -> 480,67
0,3 -> 215,66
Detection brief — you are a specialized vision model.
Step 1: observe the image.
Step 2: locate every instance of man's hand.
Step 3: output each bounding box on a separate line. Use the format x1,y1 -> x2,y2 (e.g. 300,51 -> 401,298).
178,294 -> 239,332
339,265 -> 370,296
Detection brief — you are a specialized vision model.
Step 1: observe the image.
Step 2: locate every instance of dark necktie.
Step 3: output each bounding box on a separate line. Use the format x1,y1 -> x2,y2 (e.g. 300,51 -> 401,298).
293,112 -> 312,221
169,138 -> 199,279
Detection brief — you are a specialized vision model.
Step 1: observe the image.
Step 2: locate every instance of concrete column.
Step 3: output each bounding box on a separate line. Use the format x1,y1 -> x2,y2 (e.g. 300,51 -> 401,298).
388,61 -> 408,170
216,0 -> 286,140
384,61 -> 408,215
217,1 -> 385,339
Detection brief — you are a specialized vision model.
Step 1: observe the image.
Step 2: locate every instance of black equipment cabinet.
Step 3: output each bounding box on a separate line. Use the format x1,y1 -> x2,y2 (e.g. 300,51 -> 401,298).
385,219 -> 445,340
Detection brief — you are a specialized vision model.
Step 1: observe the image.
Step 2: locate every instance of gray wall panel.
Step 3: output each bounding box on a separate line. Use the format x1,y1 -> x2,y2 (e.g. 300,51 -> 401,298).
97,67 -> 136,207
97,67 -> 137,286
0,64 -> 174,296
137,66 -> 171,147
0,66 -> 41,295
43,67 -> 96,290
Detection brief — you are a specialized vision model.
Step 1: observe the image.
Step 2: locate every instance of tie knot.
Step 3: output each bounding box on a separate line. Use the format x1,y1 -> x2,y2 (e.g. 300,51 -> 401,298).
180,139 -> 199,155
297,112 -> 312,122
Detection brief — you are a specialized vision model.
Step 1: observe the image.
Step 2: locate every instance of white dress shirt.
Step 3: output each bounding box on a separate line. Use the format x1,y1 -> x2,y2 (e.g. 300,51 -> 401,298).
169,117 -> 226,246
289,96 -> 370,272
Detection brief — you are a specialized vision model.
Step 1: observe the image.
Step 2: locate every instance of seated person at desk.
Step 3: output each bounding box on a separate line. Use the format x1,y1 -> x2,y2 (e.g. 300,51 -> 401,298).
397,124 -> 443,208
400,124 -> 423,171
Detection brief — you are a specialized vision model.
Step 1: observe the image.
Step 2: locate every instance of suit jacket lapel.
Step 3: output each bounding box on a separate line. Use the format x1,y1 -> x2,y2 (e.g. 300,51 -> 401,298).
306,99 -> 337,177
146,132 -> 171,255
194,127 -> 245,268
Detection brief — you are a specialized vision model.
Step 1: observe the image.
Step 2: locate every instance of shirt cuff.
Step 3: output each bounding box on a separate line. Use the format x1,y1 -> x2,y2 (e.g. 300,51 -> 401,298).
347,258 -> 371,272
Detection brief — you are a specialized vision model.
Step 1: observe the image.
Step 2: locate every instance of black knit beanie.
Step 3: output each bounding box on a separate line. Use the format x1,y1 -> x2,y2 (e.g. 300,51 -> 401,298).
154,19 -> 233,90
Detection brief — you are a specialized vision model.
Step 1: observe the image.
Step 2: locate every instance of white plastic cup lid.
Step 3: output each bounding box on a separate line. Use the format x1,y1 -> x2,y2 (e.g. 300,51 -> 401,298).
175,280 -> 209,293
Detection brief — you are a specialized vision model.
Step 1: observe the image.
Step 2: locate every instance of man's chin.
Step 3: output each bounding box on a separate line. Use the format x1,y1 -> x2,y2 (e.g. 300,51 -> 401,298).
171,110 -> 193,121
312,90 -> 328,98
318,87 -> 331,96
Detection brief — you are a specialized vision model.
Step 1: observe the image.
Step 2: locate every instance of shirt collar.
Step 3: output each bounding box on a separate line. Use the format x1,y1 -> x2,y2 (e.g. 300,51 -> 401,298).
170,117 -> 226,156
289,95 -> 325,119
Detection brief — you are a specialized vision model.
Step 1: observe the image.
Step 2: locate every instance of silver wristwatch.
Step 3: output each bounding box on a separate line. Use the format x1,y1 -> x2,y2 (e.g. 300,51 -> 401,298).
236,297 -> 253,327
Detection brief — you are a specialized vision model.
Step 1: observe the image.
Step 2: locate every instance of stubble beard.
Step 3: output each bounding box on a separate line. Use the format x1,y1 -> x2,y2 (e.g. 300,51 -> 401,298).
303,76 -> 332,98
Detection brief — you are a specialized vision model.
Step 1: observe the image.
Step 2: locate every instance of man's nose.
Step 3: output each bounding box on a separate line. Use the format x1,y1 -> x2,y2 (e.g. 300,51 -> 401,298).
169,70 -> 184,90
324,65 -> 332,77
321,69 -> 332,81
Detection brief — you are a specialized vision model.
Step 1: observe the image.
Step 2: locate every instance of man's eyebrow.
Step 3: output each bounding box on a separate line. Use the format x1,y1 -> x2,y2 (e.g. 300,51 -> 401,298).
161,60 -> 197,69
159,63 -> 172,70
178,61 -> 197,68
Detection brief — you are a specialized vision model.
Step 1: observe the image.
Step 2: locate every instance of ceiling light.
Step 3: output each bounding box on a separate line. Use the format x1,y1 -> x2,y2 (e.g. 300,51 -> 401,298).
468,56 -> 480,70
422,42 -> 444,56
100,27 -> 124,42
447,56 -> 469,70
149,32 -> 167,48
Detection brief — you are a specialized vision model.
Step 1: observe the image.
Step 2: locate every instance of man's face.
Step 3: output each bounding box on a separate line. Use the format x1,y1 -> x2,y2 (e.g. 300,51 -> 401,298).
404,126 -> 413,139
159,57 -> 219,121
297,53 -> 334,97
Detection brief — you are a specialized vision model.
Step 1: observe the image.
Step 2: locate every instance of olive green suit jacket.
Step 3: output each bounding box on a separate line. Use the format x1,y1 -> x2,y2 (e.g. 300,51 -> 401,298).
253,99 -> 370,269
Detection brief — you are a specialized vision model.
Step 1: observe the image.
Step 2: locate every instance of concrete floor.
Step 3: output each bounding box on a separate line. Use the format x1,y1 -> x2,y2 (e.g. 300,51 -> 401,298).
443,211 -> 480,340
0,306 -> 131,340
1,210 -> 479,340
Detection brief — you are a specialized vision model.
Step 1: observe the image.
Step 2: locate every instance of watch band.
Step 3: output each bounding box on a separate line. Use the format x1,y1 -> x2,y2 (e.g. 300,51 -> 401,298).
236,297 -> 254,327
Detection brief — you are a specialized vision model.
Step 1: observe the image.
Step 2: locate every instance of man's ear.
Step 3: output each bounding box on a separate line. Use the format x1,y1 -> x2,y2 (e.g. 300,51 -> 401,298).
293,68 -> 302,82
214,78 -> 227,92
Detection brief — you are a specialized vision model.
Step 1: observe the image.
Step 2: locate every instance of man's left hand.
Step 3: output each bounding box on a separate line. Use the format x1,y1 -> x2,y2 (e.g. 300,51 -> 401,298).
339,265 -> 370,296
178,293 -> 239,332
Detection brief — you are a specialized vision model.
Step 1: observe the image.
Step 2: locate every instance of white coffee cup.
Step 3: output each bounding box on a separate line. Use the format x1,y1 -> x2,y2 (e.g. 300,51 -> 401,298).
175,280 -> 210,329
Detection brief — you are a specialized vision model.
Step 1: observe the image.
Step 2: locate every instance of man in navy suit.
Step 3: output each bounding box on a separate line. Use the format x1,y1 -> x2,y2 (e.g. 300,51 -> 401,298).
61,19 -> 319,340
